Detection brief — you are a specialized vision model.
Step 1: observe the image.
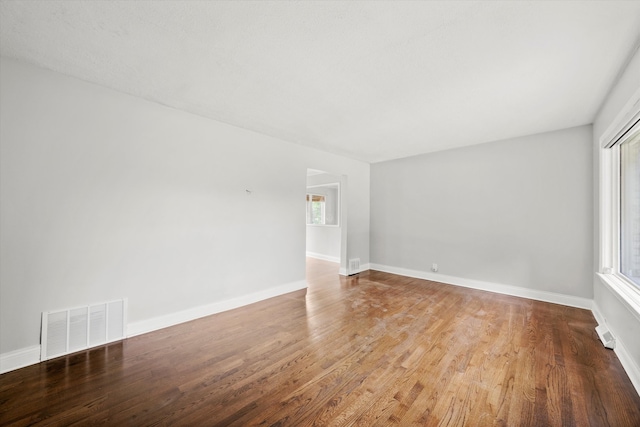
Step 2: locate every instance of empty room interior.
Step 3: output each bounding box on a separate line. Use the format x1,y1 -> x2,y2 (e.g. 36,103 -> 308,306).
2,1 -> 640,425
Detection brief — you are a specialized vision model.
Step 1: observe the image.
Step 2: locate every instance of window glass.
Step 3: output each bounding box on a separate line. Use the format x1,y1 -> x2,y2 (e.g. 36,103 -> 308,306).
306,194 -> 326,225
620,128 -> 640,287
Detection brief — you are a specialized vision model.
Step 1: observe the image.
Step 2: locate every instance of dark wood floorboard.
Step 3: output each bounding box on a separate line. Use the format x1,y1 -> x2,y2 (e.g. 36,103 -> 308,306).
1,258 -> 639,426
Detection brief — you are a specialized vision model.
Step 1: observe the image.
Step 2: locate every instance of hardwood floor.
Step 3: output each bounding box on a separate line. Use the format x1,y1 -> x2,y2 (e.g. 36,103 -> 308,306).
1,258 -> 639,426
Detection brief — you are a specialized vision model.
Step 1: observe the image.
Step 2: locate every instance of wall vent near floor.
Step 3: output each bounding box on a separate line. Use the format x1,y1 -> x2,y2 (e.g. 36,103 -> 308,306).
41,299 -> 127,361
595,324 -> 616,350
349,258 -> 361,275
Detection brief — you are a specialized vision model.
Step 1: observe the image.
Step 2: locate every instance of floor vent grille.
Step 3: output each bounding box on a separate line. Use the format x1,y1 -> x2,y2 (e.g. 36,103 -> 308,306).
349,258 -> 361,275
41,299 -> 127,361
595,324 -> 616,349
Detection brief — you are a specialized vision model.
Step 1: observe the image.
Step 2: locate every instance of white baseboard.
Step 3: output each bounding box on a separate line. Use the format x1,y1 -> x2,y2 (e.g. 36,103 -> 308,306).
127,280 -> 307,338
306,251 -> 340,263
339,262 -> 371,276
357,263 -> 371,275
371,263 -> 640,396
591,301 -> 607,331
6,271 -> 636,396
1,280 -> 307,374
369,263 -> 592,310
0,345 -> 41,374
592,302 -> 640,396
611,332 -> 640,397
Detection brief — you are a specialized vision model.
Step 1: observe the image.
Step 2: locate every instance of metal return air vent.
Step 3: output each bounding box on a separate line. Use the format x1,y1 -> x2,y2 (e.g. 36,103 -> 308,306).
41,299 -> 127,361
349,258 -> 361,275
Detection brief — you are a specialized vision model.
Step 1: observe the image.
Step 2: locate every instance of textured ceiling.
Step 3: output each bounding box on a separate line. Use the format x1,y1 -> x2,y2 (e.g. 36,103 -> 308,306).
1,1 -> 640,163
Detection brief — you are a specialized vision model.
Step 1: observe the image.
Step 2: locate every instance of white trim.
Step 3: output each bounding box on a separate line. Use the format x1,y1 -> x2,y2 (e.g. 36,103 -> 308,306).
306,183 -> 340,189
370,263 -> 592,309
370,265 -> 640,394
597,273 -> 640,323
358,263 -> 371,275
3,277 -> 638,396
599,146 -> 618,273
344,264 -> 371,276
1,281 -> 307,374
613,338 -> 640,397
598,91 -> 640,320
591,301 -> 607,330
0,345 -> 41,374
592,302 -> 640,396
341,262 -> 371,276
306,252 -> 340,263
127,280 -> 307,338
599,86 -> 640,149
338,264 -> 372,276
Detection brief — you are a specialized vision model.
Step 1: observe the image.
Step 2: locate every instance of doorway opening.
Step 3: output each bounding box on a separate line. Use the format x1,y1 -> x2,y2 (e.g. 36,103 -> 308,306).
306,169 -> 347,276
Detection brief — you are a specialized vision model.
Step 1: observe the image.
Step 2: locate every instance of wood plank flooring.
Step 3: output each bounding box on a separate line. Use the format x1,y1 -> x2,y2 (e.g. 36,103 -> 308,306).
1,258 -> 639,426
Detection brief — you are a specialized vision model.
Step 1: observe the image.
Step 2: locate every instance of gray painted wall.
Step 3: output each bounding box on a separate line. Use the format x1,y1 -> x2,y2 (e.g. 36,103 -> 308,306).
371,125 -> 593,298
0,57 -> 370,357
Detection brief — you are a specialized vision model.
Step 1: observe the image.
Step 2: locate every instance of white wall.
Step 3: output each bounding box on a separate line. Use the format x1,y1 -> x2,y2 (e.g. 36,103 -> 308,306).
306,173 -> 341,261
0,57 -> 370,366
592,44 -> 640,384
371,125 -> 593,302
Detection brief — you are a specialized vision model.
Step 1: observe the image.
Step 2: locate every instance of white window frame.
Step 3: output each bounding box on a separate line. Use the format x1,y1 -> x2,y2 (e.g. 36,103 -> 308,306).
598,87 -> 640,319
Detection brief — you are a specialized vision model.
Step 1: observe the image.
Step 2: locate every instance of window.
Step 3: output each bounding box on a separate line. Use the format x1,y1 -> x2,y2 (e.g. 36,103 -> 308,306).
599,93 -> 640,315
305,183 -> 339,226
306,194 -> 326,225
620,128 -> 640,287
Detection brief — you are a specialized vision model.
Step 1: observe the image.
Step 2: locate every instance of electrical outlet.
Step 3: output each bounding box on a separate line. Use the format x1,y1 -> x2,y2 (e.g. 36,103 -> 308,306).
431,263 -> 438,272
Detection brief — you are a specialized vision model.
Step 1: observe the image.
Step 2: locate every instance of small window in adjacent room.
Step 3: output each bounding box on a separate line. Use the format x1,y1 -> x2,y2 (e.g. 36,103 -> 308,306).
306,194 -> 326,225
620,127 -> 640,287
